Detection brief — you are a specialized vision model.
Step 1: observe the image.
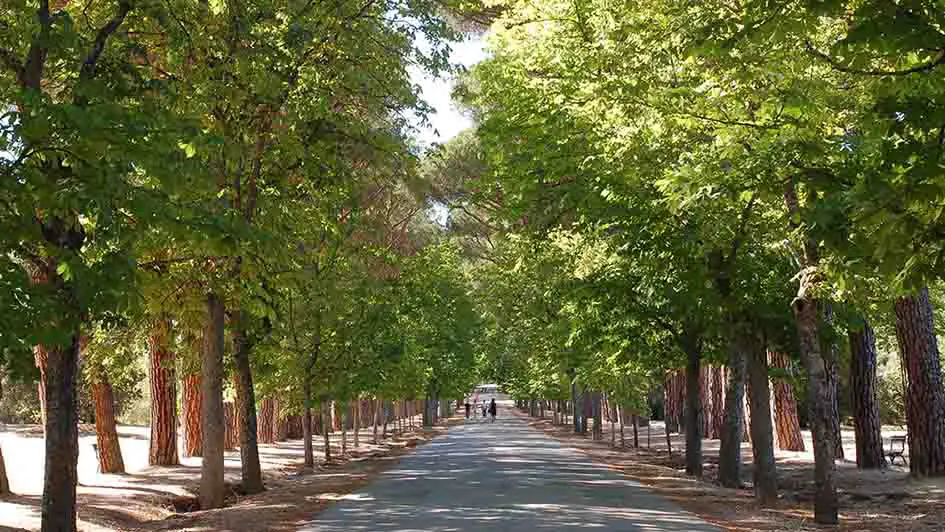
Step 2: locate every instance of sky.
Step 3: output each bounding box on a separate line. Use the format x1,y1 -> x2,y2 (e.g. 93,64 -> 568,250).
408,35 -> 488,147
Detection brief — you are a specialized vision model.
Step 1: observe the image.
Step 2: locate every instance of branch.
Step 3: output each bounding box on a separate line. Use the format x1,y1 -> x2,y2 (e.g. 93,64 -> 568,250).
728,190 -> 759,263
80,0 -> 132,80
806,41 -> 945,77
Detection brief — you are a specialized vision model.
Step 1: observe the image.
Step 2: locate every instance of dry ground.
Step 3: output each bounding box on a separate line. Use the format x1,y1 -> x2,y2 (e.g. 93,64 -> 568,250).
0,415 -> 456,532
517,410 -> 945,531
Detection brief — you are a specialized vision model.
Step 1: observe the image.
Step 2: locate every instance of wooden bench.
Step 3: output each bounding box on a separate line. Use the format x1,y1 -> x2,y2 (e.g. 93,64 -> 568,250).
885,436 -> 907,466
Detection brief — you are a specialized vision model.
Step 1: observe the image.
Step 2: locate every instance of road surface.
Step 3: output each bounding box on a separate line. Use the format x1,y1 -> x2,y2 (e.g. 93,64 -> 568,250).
303,409 -> 720,531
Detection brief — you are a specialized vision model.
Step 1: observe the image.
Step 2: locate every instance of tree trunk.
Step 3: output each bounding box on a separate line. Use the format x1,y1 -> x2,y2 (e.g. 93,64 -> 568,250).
302,380 -> 314,468
34,345 -> 48,428
200,292 -> 225,510
91,379 -> 125,474
353,399 -> 360,448
632,414 -> 640,448
592,392 -> 603,440
322,401 -> 332,462
709,366 -> 724,439
182,373 -> 202,458
373,397 -> 381,443
769,351 -> 805,451
340,401 -> 348,456
223,402 -> 239,451
42,333 -> 82,532
785,178 -> 838,524
719,334 -> 746,488
0,444 -> 9,495
684,335 -> 703,477
571,374 -> 581,433
232,313 -> 264,494
258,398 -> 275,444
848,319 -> 885,469
821,304 -> 845,461
894,288 -> 945,476
148,320 -> 178,466
274,400 -> 288,442
747,333 -> 777,505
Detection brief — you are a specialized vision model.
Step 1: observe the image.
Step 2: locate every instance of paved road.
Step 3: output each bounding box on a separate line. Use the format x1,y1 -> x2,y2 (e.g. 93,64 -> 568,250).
303,410 -> 720,531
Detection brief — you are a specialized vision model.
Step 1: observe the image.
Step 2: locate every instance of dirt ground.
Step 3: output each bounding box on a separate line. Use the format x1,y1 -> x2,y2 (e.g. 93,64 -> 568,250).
0,414 -> 454,532
518,410 -> 945,531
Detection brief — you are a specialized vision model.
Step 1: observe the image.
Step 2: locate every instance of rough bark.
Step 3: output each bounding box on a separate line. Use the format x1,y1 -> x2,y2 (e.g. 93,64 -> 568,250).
232,314 -> 263,494
42,333 -> 82,532
182,373 -> 202,458
719,335 -> 746,488
821,304 -> 845,461
35,345 -> 48,428
709,366 -> 724,440
684,336 -> 703,477
0,444 -> 9,495
200,292 -> 225,510
148,320 -> 178,466
91,379 -> 125,474
303,381 -> 314,468
894,288 -> 945,476
571,374 -> 581,433
258,398 -> 275,444
785,178 -> 837,524
747,335 -> 777,504
274,400 -> 288,442
353,399 -> 360,448
223,402 -> 239,451
848,319 -> 885,469
769,351 -> 805,451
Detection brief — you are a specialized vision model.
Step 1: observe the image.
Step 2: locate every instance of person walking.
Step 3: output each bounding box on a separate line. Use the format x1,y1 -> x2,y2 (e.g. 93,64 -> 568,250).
464,401 -> 471,419
488,398 -> 497,422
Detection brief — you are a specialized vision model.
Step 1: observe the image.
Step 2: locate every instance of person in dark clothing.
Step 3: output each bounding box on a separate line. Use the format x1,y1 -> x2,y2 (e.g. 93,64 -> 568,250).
488,399 -> 497,422
464,401 -> 471,419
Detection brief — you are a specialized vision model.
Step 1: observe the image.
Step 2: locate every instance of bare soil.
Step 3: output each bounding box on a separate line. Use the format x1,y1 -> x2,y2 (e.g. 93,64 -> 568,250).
517,410 -> 945,531
0,415 -> 455,532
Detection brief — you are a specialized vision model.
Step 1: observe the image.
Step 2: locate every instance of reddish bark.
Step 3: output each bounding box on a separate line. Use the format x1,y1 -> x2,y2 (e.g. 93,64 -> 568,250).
91,379 -> 125,474
182,374 -> 202,457
769,351 -> 805,452
274,400 -> 288,442
223,402 -> 239,450
257,398 -> 275,444
709,366 -> 725,440
894,288 -> 945,476
148,320 -> 178,466
848,320 -> 885,469
34,345 -> 48,427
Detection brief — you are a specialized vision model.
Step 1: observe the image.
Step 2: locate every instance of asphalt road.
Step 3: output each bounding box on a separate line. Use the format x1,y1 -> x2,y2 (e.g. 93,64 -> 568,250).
302,409 -> 721,531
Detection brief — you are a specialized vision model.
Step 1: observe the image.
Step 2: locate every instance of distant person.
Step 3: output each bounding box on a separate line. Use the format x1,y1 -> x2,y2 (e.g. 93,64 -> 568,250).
482,404 -> 487,418
464,401 -> 471,419
489,399 -> 497,422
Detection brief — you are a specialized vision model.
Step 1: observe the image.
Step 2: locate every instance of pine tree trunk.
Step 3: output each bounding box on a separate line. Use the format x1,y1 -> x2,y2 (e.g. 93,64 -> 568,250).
373,397 -> 381,443
894,288 -> 945,476
785,178 -> 838,524
91,379 -> 125,474
302,381 -> 314,468
34,345 -> 48,428
822,304 -> 845,461
322,401 -> 332,462
42,332 -> 82,532
148,319 -> 178,466
274,400 -> 288,442
848,319 -> 885,469
223,402 -> 238,451
592,392 -> 603,441
232,313 -> 263,494
200,292 -> 226,510
700,365 -> 710,437
258,398 -> 275,444
709,366 -> 724,440
632,414 -> 640,448
719,333 -> 746,488
747,334 -> 777,504
684,335 -> 703,477
769,351 -> 805,451
353,399 -> 360,448
182,373 -> 202,458
340,402 -> 348,456
0,444 -> 9,495
571,375 -> 581,433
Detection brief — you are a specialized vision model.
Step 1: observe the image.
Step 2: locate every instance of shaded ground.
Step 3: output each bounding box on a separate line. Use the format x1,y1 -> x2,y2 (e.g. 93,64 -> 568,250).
522,411 -> 945,531
0,415 -> 444,531
302,406 -> 719,531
